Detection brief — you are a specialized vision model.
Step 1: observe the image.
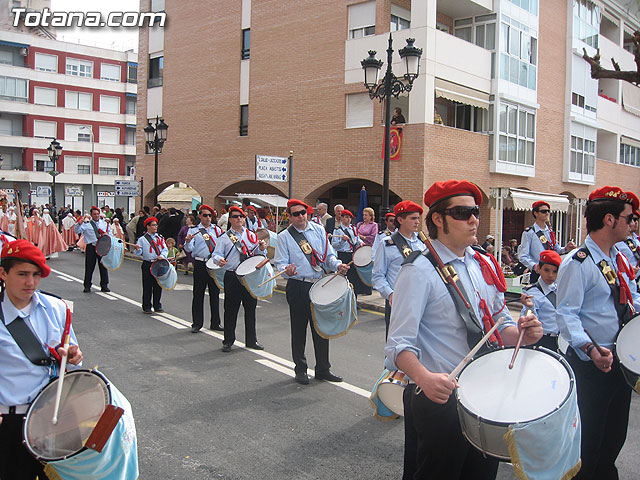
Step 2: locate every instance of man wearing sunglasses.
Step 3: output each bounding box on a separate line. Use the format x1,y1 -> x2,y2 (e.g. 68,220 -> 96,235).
615,191 -> 640,282
185,204 -> 224,333
557,186 -> 640,479
385,180 -> 542,480
518,200 -> 576,283
274,199 -> 349,385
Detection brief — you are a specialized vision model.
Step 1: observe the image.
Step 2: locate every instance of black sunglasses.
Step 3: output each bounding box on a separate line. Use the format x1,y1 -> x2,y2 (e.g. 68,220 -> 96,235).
229,214 -> 244,219
633,216 -> 640,223
619,213 -> 635,224
290,209 -> 307,217
201,213 -> 213,217
537,209 -> 551,214
443,205 -> 480,221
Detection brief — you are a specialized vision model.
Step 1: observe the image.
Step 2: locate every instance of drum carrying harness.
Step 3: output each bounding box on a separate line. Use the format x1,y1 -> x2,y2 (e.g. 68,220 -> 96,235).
386,231 -> 428,258
625,237 -> 640,263
524,282 -> 557,308
198,226 -> 219,255
144,233 -> 162,257
287,225 -> 327,272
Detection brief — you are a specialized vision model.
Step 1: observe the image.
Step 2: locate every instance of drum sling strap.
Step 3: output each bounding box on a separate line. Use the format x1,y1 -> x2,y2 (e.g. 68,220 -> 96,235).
0,301 -> 52,366
90,221 -> 101,243
287,225 -> 323,272
198,227 -> 215,255
339,226 -> 356,251
388,232 -> 413,258
227,230 -> 248,262
144,233 -> 161,257
529,282 -> 557,308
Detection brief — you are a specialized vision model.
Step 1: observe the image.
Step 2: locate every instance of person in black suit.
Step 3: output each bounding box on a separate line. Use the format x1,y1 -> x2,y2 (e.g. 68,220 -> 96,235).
324,204 -> 343,235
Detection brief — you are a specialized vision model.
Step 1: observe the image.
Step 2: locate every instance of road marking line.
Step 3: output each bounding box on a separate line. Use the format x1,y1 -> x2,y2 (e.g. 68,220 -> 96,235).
96,292 -> 117,300
56,275 -> 73,282
255,359 -> 295,378
152,315 -> 187,329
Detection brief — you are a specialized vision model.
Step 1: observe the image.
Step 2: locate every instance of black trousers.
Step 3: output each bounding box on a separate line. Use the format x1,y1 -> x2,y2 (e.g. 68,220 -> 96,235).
84,243 -> 109,290
402,384 -> 499,480
337,251 -> 371,296
285,279 -> 331,375
0,413 -> 47,480
223,270 -> 258,346
141,260 -> 162,311
384,299 -> 391,340
534,333 -> 559,351
566,349 -> 632,479
192,260 -> 221,329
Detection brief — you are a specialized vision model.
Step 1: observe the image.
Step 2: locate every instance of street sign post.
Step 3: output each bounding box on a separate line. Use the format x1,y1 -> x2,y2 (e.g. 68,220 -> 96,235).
64,185 -> 83,197
36,186 -> 51,197
255,155 -> 288,183
115,180 -> 140,197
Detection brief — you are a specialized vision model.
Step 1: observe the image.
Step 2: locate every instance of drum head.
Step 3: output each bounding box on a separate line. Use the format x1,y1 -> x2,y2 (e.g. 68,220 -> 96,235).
236,255 -> 267,277
205,257 -> 219,270
377,371 -> 408,416
616,316 -> 640,375
309,274 -> 349,305
353,246 -> 373,267
457,348 -> 572,424
95,235 -> 111,257
23,370 -> 110,461
151,259 -> 170,277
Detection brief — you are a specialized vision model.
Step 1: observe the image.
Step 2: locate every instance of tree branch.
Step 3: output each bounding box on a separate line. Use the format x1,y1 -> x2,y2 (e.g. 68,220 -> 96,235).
581,30 -> 640,85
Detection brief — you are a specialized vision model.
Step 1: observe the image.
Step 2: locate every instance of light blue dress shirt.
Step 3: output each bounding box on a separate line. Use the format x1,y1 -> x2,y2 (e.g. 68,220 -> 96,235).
74,218 -> 110,245
521,279 -> 558,334
212,227 -> 266,271
274,221 -> 341,281
615,234 -> 640,278
331,224 -> 361,252
0,292 -> 79,406
385,239 -> 516,374
371,228 -> 395,260
184,223 -> 224,260
556,235 -> 640,360
372,231 -> 425,301
518,223 -> 565,269
134,233 -> 169,262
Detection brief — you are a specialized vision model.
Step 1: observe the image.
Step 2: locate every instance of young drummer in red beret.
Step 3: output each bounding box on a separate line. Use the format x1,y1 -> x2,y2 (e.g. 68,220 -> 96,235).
134,216 -> 168,314
385,180 -> 542,480
331,209 -> 370,297
73,205 -> 110,293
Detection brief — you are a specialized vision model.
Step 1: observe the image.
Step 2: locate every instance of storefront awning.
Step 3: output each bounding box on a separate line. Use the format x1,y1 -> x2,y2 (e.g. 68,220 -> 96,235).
499,188 -> 570,213
219,193 -> 288,208
435,78 -> 490,110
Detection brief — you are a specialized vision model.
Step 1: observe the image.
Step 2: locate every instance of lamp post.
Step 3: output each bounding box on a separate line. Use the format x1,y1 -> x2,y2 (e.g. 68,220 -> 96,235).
79,126 -> 95,207
46,139 -> 62,213
144,116 -> 168,206
361,34 -> 422,227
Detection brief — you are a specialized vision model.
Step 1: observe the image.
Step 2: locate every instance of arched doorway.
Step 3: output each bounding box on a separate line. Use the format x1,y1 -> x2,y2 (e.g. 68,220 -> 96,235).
144,181 -> 204,214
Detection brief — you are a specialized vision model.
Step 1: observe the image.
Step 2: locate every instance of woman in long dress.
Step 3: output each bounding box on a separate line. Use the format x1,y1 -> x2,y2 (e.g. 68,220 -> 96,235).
112,217 -> 126,242
37,209 -> 67,257
26,209 -> 41,244
62,212 -> 78,248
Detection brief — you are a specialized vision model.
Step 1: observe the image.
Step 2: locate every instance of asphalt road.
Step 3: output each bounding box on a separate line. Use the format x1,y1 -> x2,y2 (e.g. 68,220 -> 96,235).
40,251 -> 640,479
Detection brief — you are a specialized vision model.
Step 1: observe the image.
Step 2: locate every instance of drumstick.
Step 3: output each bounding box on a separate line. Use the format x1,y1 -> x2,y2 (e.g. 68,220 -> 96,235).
256,269 -> 286,287
322,260 -> 354,287
52,308 -> 72,424
447,317 -> 504,382
422,235 -> 471,309
508,309 -> 532,369
584,329 -> 607,357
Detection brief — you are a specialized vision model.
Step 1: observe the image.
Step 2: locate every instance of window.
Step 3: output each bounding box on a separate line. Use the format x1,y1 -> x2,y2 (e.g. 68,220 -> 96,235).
66,58 -> 93,78
33,154 -> 53,172
34,53 -> 57,72
99,158 -> 119,176
0,76 -> 27,102
101,63 -> 121,82
99,127 -> 120,145
33,120 -> 56,138
127,63 -> 137,83
0,50 -> 12,65
573,0 -> 599,48
348,1 -> 375,39
570,135 -> 595,175
242,28 -> 250,60
620,143 -> 640,167
498,103 -> 535,165
151,0 -> 165,11
125,127 -> 136,145
346,93 -> 373,128
390,6 -> 411,32
454,18 -> 473,42
34,86 -> 57,106
100,95 -> 120,114
126,96 -> 136,115
506,0 -> 538,15
453,15 -> 496,50
64,124 -> 92,142
500,17 -> 537,90
64,155 -> 91,174
240,104 -> 248,136
148,56 -> 163,88
65,91 -> 92,110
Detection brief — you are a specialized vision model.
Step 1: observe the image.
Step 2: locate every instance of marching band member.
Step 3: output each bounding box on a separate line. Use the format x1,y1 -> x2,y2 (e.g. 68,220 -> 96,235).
134,217 -> 168,314
331,209 -> 369,296
0,239 -> 82,480
556,186 -> 640,479
245,205 -> 260,232
184,204 -> 224,333
372,201 -> 426,339
615,191 -> 640,280
371,212 -> 396,260
213,206 -> 266,352
74,206 -> 110,293
386,180 -> 541,479
518,200 -> 576,282
274,199 -> 349,385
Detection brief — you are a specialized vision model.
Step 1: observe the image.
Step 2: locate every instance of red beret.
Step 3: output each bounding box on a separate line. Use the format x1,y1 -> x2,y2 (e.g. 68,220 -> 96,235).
287,199 -> 311,212
635,210 -> 640,218
532,201 -> 550,211
246,205 -> 258,213
90,206 -> 100,213
394,201 -> 423,216
307,205 -> 314,216
588,186 -> 634,204
199,204 -> 215,214
1,239 -> 50,278
625,191 -> 639,211
228,206 -> 246,217
144,216 -> 158,227
341,209 -> 354,218
424,180 -> 482,208
539,250 -> 561,268
385,212 -> 396,219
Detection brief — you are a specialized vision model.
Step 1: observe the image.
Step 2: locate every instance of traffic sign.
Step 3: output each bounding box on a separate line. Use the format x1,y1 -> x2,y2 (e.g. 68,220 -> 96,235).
36,186 -> 51,197
255,155 -> 288,183
115,180 -> 140,197
65,185 -> 83,197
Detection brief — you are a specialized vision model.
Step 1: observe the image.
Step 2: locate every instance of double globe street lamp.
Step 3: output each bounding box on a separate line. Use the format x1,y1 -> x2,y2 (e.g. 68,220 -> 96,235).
47,139 -> 63,213
144,116 -> 169,205
361,34 -> 422,227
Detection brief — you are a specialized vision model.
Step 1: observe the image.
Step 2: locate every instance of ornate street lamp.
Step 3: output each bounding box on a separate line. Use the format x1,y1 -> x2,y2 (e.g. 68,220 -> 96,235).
144,116 -> 169,205
47,139 -> 62,212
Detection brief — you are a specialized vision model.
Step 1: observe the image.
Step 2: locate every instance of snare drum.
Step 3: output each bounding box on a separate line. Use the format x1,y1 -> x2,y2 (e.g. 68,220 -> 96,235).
23,369 -> 138,479
615,314 -> 640,394
455,347 -> 575,460
370,369 -> 408,417
236,255 -> 274,300
99,237 -> 124,271
205,257 -> 225,290
308,274 -> 357,339
353,245 -> 373,287
150,258 -> 177,290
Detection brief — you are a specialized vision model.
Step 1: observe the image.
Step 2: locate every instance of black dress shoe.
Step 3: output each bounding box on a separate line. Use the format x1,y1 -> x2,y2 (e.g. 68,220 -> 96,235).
294,372 -> 310,385
143,310 -> 153,314
83,288 -> 91,293
101,287 -> 111,293
154,308 -> 164,313
246,342 -> 264,350
315,371 -> 343,382
221,344 -> 232,352
209,325 -> 224,331
191,327 -> 201,333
